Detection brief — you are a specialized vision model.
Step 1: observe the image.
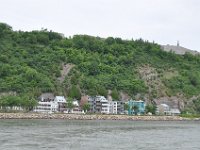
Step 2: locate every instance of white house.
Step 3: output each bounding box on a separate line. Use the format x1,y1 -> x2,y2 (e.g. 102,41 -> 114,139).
95,96 -> 110,114
156,103 -> 170,115
109,101 -> 118,114
156,103 -> 181,116
169,108 -> 181,116
54,96 -> 66,112
54,96 -> 66,103
33,101 -> 58,113
72,100 -> 79,107
34,95 -> 66,113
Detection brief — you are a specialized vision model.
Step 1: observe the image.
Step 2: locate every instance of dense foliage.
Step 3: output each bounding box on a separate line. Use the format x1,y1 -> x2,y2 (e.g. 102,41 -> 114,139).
1,23 -> 200,112
0,95 -> 37,112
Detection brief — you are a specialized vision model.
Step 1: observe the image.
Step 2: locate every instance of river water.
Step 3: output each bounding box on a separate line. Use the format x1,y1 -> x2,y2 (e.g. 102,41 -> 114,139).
0,119 -> 199,150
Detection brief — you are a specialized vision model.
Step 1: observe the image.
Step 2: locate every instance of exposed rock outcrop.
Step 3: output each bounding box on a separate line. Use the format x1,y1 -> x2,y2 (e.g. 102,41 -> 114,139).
57,63 -> 74,83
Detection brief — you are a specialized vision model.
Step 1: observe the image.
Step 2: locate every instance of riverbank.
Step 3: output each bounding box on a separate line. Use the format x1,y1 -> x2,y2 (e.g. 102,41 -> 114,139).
0,113 -> 200,121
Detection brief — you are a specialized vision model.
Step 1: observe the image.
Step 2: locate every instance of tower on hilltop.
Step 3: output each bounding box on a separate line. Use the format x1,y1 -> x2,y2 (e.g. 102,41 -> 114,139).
177,41 -> 180,47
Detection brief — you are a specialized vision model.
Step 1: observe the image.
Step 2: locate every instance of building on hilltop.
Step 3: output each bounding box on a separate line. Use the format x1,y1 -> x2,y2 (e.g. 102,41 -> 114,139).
161,42 -> 199,55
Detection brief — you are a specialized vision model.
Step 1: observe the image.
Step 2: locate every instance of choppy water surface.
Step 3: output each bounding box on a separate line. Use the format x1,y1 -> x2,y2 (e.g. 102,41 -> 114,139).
0,119 -> 199,150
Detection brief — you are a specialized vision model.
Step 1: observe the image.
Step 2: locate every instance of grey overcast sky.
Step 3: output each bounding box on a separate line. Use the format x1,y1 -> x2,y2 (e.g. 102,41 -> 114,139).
0,0 -> 200,50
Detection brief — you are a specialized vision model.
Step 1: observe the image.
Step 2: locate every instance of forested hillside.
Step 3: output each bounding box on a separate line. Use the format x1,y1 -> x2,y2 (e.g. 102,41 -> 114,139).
1,23 -> 200,113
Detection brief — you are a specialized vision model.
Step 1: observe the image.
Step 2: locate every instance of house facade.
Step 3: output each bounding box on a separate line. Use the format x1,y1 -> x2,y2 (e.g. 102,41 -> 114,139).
33,101 -> 58,113
88,96 -> 96,112
156,103 -> 181,116
109,101 -> 125,114
156,103 -> 170,115
87,96 -> 125,114
33,94 -> 66,113
109,101 -> 117,114
95,96 -> 110,114
88,96 -> 110,114
117,101 -> 125,114
127,100 -> 145,115
54,96 -> 66,112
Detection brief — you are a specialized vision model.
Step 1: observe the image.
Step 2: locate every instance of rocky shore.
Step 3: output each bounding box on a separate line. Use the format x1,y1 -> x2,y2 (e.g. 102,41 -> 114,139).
0,113 -> 199,121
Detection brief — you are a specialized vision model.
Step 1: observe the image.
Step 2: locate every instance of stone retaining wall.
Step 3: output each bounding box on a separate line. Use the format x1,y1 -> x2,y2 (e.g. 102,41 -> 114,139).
0,113 -> 199,121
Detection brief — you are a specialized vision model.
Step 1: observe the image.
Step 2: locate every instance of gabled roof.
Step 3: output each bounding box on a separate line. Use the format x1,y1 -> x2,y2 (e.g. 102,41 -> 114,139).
54,96 -> 66,103
160,104 -> 169,107
39,93 -> 54,99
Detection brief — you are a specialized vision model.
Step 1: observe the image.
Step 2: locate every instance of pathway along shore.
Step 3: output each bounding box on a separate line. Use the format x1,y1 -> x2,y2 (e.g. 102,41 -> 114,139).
0,113 -> 199,121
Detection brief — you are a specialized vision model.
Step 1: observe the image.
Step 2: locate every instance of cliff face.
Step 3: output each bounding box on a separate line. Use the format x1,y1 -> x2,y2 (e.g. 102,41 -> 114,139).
137,64 -> 200,112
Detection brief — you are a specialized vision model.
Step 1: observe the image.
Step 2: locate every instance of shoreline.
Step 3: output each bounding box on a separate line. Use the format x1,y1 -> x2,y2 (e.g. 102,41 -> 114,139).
0,113 -> 199,121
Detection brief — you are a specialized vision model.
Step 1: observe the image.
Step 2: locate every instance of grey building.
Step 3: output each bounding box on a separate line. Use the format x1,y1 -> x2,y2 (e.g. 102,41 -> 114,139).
117,101 -> 125,114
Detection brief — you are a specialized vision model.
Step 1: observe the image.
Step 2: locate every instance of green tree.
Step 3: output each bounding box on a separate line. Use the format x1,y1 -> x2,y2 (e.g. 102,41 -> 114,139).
66,97 -> 74,113
105,37 -> 115,45
97,86 -> 107,97
20,96 -> 38,111
193,98 -> 200,114
88,61 -> 100,76
82,103 -> 90,113
68,85 -> 81,100
145,104 -> 156,115
0,23 -> 12,39
36,32 -> 49,44
132,105 -> 139,115
0,97 -> 9,111
0,95 -> 37,112
124,103 -> 129,111
111,88 -> 119,100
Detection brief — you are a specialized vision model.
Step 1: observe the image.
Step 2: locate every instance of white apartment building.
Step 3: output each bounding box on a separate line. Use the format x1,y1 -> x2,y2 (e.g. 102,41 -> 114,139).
109,101 -> 118,114
34,95 -> 66,113
95,96 -> 110,114
87,96 -> 125,114
33,101 -> 58,113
